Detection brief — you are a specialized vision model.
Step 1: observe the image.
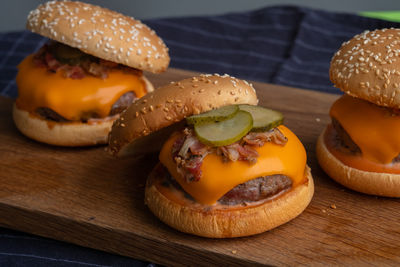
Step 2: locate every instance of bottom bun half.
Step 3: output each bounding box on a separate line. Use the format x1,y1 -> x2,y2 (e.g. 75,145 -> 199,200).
13,76 -> 154,147
316,127 -> 400,197
13,103 -> 116,146
145,163 -> 314,238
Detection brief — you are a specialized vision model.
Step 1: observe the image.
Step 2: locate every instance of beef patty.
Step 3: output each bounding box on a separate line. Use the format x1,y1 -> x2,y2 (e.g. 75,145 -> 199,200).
218,174 -> 292,205
35,91 -> 136,122
162,166 -> 293,206
331,117 -> 400,163
331,117 -> 360,153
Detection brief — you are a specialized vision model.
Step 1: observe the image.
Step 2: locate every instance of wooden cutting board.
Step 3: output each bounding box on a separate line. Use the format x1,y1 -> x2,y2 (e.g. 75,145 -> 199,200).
0,68 -> 399,266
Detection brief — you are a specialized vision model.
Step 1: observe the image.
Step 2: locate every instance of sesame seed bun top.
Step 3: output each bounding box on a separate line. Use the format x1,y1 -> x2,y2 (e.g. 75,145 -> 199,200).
27,0 -> 170,73
330,28 -> 400,108
108,74 -> 259,157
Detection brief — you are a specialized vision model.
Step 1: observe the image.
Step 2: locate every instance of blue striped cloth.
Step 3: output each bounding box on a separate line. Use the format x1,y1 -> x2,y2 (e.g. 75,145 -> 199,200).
144,6 -> 400,93
1,5 -> 400,267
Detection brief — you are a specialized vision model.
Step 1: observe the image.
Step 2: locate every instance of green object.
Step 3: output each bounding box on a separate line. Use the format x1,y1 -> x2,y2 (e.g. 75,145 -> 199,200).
186,105 -> 239,125
238,105 -> 284,132
194,110 -> 253,146
360,11 -> 400,23
52,43 -> 92,65
53,45 -> 85,64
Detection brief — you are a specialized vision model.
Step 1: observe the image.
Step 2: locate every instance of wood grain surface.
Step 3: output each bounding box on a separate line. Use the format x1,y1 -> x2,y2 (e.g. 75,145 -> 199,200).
0,68 -> 399,266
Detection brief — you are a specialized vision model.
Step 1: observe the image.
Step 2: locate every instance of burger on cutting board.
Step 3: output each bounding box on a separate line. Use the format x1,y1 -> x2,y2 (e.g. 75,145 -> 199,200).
14,1 -> 169,146
109,74 -> 314,238
317,28 -> 400,197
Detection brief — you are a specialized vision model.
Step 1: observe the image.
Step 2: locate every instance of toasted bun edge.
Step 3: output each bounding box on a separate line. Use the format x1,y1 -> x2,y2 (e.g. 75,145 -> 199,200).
145,164 -> 314,238
330,28 -> 400,108
109,74 -> 258,157
13,103 -> 114,146
26,0 -> 170,73
14,74 -> 153,147
316,127 -> 400,197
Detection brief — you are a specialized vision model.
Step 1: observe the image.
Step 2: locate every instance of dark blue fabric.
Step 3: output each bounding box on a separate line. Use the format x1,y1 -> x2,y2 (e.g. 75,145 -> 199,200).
1,5 -> 400,266
2,6 -> 400,98
0,228 -> 154,267
144,6 -> 400,93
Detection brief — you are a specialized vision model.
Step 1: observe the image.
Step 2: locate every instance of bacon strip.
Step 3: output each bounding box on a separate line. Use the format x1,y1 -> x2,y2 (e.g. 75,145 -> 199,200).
173,129 -> 212,182
172,127 -> 287,182
217,143 -> 259,163
44,52 -> 60,72
33,42 -> 142,79
62,65 -> 86,79
243,128 -> 287,147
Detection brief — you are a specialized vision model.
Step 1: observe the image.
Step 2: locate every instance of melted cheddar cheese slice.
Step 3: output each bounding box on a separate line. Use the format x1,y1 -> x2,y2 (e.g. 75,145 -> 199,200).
330,94 -> 400,164
16,54 -> 146,121
160,125 -> 307,205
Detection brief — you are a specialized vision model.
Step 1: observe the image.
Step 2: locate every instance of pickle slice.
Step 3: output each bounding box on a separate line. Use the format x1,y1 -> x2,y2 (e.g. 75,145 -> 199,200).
186,105 -> 239,125
52,43 -> 86,65
239,104 -> 283,132
194,110 -> 253,146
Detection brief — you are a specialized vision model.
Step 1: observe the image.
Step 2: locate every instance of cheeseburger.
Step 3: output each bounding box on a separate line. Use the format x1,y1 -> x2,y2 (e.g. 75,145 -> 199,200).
14,1 -> 169,146
317,28 -> 400,197
109,74 -> 314,238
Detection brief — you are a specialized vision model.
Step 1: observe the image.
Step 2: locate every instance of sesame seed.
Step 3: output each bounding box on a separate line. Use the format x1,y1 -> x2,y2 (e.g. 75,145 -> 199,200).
28,0 -> 169,71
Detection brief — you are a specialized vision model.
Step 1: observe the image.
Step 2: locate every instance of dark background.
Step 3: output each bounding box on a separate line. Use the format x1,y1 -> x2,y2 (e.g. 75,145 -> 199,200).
2,0 -> 400,32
